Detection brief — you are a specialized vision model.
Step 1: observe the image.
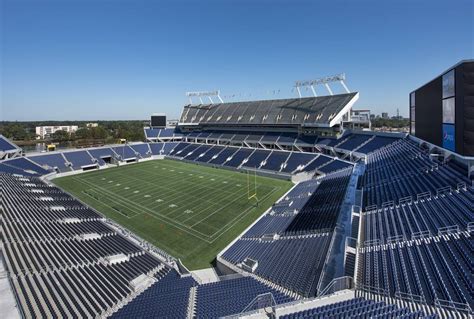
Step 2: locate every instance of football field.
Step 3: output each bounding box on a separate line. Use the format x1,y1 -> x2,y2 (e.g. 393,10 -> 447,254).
53,159 -> 292,269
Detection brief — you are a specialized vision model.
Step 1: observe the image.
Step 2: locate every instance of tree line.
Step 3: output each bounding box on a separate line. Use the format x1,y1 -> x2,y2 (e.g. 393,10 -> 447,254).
0,121 -> 146,143
371,117 -> 409,129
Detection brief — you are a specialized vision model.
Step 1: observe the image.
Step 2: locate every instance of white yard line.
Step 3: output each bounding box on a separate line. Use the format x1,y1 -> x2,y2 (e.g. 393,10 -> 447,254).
69,161 -> 289,245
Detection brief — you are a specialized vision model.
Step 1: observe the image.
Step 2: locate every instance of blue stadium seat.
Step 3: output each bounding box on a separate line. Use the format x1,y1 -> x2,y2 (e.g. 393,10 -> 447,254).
195,276 -> 294,318
63,151 -> 96,170
88,147 -> 117,165
260,151 -> 290,171
0,135 -> 19,152
129,143 -> 151,157
223,148 -> 254,167
29,153 -> 70,172
1,157 -> 51,175
241,149 -> 271,169
281,152 -> 317,173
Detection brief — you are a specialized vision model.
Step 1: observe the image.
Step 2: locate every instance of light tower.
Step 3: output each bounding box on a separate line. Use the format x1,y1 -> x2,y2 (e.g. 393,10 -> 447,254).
185,90 -> 224,105
294,73 -> 350,98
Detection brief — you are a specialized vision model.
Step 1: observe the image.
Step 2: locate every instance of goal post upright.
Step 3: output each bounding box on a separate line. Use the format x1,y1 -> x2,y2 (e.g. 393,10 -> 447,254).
247,168 -> 259,203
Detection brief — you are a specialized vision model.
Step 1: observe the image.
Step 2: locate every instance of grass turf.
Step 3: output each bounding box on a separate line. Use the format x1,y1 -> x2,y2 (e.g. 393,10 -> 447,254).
53,159 -> 292,270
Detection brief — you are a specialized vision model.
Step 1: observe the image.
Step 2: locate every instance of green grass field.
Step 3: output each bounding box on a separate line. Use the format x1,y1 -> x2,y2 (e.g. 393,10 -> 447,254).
53,159 -> 292,270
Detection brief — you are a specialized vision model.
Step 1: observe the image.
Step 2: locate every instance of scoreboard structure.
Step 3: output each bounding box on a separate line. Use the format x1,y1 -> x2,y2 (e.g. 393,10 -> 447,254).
410,60 -> 474,157
151,113 -> 167,128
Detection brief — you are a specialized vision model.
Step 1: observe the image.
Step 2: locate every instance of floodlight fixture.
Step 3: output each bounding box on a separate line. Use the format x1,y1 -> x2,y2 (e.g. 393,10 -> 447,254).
186,90 -> 224,104
294,73 -> 350,98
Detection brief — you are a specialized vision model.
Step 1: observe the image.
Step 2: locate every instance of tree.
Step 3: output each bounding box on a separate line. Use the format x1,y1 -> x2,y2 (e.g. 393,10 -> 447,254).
51,130 -> 70,142
74,127 -> 91,139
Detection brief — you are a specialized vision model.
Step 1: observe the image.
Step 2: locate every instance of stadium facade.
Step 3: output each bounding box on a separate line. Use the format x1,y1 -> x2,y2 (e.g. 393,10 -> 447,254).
0,70 -> 473,318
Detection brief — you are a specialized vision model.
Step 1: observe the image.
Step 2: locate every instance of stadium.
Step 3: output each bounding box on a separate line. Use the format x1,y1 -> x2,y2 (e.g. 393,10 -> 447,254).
0,59 -> 473,319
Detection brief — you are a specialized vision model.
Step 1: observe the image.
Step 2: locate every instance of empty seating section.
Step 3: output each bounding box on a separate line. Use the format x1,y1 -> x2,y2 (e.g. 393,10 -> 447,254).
224,148 -> 254,167
29,153 -> 70,172
358,234 -> 473,312
222,234 -> 332,297
295,135 -> 318,145
2,218 -> 112,241
180,143 -> 202,158
280,297 -> 435,319
242,180 -> 320,238
285,171 -> 351,234
0,163 -> 39,176
180,93 -> 358,126
12,140 -> 335,176
356,135 -> 398,154
208,147 -> 239,165
241,149 -> 270,168
112,146 -> 136,159
144,128 -> 179,140
0,173 -> 169,318
261,132 -> 280,143
170,142 -> 320,174
300,155 -> 332,172
3,235 -> 143,274
242,215 -> 294,238
195,146 -> 225,162
336,134 -> 373,151
1,157 -> 51,175
318,160 -> 353,174
182,144 -> 207,160
168,142 -> 190,156
357,137 -> 474,317
161,142 -> 178,155
112,269 -> 196,318
221,167 -> 354,297
0,135 -> 18,151
129,143 -> 150,157
62,151 -> 95,169
144,128 -> 159,139
281,152 -> 318,173
278,133 -> 297,144
261,151 -> 290,171
87,147 -> 116,165
195,276 -> 294,318
149,142 -> 164,155
158,128 -> 175,138
362,140 -> 471,209
363,189 -> 473,243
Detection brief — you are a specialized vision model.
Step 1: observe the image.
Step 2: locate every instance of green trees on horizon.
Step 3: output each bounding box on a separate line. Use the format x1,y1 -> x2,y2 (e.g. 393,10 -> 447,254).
0,120 -> 146,143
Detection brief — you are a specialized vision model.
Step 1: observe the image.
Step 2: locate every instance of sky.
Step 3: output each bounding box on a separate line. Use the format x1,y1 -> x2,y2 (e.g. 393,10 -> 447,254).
1,0 -> 473,121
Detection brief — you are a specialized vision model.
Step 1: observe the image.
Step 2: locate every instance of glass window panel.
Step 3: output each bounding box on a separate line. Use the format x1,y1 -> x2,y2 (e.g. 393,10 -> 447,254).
442,69 -> 455,99
442,97 -> 455,124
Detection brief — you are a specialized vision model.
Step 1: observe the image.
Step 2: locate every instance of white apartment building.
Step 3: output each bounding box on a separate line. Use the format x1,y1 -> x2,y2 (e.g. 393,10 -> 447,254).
36,125 -> 79,139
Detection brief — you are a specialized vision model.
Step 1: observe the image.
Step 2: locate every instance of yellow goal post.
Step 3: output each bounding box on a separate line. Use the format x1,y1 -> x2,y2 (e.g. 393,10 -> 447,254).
247,169 -> 259,202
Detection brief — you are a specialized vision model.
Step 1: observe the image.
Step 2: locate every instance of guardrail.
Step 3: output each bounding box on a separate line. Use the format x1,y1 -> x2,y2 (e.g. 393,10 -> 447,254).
435,298 -> 473,315
438,225 -> 459,236
417,191 -> 431,201
318,276 -> 354,297
398,196 -> 412,205
436,186 -> 452,196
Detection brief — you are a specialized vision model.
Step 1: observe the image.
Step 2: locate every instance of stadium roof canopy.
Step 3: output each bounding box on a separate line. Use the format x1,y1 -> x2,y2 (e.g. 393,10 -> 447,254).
179,92 -> 359,128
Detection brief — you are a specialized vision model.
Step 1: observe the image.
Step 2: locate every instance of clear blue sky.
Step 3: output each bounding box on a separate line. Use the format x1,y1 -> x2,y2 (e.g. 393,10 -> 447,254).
1,0 -> 473,121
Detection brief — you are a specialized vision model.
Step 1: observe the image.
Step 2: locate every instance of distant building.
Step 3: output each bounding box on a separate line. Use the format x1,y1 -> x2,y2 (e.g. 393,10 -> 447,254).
381,112 -> 389,119
86,123 -> 98,128
36,125 -> 78,139
344,109 -> 371,130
